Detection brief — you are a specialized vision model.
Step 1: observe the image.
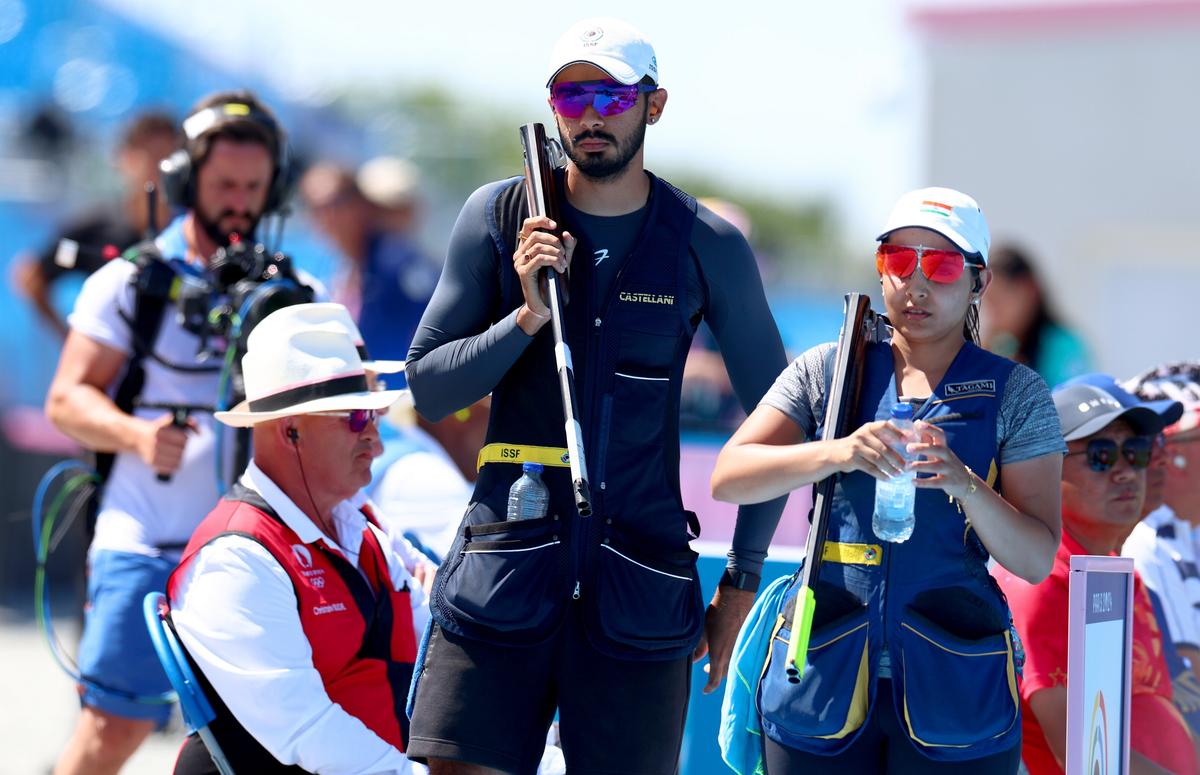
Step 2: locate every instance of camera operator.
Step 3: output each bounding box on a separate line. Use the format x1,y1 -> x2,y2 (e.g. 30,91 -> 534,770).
43,89 -> 314,775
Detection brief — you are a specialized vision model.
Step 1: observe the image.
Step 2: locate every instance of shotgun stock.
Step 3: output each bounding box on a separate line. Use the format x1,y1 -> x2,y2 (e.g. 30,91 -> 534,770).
786,292 -> 877,681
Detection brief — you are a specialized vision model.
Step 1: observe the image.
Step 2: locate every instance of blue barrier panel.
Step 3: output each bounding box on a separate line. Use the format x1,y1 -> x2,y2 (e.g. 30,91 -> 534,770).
681,552 -> 799,775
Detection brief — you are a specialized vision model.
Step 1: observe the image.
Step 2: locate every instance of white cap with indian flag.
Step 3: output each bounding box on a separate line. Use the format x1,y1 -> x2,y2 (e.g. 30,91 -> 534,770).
877,187 -> 991,264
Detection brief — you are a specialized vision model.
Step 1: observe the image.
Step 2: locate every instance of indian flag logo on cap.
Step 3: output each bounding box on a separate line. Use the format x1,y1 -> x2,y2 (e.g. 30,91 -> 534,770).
921,200 -> 954,218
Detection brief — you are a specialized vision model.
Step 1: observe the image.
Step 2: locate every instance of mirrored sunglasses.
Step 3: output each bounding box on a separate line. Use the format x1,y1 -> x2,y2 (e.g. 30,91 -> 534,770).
876,244 -> 971,284
549,79 -> 657,119
310,408 -> 382,433
1066,436 -> 1153,472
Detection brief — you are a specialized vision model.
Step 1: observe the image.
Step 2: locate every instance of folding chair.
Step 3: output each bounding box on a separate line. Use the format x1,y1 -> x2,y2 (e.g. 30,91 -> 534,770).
143,592 -> 236,775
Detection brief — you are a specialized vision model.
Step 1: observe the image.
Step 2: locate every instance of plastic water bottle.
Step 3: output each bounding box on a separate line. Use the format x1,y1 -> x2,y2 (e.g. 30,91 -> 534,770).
507,462 -> 549,521
873,403 -> 916,543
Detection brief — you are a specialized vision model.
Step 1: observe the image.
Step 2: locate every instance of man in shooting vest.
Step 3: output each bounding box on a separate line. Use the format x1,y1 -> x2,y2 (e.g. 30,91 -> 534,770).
168,302 -> 427,774
405,16 -> 788,775
43,90 -> 307,775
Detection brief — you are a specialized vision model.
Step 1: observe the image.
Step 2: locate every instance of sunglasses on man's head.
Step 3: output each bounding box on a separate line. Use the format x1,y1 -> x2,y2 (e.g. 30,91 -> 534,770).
549,79 -> 657,119
311,408 -> 382,434
1066,436 -> 1154,472
875,244 -> 975,284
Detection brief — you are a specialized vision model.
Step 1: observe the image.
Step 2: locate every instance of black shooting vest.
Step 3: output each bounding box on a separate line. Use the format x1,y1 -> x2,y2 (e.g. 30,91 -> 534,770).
429,171 -> 705,661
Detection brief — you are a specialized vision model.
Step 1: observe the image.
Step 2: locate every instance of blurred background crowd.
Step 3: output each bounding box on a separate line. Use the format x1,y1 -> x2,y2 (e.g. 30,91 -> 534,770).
0,0 -> 1196,771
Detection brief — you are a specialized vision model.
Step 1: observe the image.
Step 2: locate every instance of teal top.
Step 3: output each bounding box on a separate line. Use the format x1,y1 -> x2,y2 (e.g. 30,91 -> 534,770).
1036,323 -> 1092,389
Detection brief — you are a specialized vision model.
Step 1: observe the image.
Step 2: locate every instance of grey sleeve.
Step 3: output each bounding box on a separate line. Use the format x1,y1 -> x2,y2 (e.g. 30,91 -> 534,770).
405,182 -> 534,421
997,363 -> 1068,465
759,343 -> 835,441
690,205 -> 792,580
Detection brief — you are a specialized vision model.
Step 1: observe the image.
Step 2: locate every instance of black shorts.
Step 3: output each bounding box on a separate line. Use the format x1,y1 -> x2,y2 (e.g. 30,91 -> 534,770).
407,612 -> 692,775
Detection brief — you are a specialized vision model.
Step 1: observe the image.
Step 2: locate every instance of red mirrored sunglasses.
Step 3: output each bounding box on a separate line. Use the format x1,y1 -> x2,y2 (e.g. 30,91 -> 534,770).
876,244 -> 974,284
311,408 -> 382,433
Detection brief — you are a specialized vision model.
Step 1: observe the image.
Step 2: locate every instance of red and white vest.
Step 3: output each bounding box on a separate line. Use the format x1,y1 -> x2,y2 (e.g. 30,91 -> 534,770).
168,483 -> 416,753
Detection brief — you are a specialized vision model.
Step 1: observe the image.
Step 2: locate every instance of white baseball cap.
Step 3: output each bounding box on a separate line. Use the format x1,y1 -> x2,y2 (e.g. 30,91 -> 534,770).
877,187 -> 991,264
547,17 -> 659,87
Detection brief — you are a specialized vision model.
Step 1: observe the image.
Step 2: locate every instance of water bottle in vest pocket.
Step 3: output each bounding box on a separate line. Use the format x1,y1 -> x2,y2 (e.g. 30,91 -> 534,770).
583,526 -> 704,660
758,580 -> 874,755
435,499 -> 567,645
893,605 -> 1020,760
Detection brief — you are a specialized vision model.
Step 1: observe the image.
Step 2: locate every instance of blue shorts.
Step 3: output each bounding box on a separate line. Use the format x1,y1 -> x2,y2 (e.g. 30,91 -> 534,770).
77,549 -> 176,724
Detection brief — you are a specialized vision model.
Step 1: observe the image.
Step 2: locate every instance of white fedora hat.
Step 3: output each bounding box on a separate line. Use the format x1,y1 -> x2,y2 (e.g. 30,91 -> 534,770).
214,303 -> 407,428
289,302 -> 406,375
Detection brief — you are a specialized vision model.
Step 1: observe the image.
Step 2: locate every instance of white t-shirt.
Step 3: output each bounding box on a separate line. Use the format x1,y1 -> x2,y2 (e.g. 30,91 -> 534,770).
68,219 -> 323,557
370,424 -> 470,560
70,255 -> 226,557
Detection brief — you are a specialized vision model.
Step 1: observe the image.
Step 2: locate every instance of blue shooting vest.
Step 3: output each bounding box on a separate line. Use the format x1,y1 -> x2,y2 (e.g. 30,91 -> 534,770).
757,339 -> 1022,762
428,172 -> 705,661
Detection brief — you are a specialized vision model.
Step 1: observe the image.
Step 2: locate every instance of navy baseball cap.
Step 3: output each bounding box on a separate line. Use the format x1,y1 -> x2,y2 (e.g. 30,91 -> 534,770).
1052,378 -> 1171,442
1061,373 -> 1183,428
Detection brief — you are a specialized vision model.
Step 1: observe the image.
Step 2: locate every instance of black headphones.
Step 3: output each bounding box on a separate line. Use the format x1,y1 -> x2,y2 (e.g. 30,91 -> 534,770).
287,426 -> 299,443
159,101 -> 294,214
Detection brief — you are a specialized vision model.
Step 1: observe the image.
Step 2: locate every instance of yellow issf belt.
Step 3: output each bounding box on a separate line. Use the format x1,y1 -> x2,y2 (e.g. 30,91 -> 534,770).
476,443 -> 571,472
821,542 -> 883,566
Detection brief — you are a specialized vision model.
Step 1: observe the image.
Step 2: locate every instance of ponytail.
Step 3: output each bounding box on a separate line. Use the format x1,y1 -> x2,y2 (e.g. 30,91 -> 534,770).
963,265 -> 982,344
963,303 -> 980,345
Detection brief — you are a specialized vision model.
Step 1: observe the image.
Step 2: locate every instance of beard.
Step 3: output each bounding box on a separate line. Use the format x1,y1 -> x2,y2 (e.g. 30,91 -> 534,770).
559,104 -> 648,182
196,207 -> 261,248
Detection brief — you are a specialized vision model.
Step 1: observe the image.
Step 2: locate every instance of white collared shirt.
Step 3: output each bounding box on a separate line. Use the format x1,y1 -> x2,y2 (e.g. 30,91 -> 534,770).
1124,504 -> 1200,652
171,461 -> 429,775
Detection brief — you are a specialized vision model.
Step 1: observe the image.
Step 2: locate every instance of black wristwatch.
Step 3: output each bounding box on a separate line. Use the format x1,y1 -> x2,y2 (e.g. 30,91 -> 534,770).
719,567 -> 761,593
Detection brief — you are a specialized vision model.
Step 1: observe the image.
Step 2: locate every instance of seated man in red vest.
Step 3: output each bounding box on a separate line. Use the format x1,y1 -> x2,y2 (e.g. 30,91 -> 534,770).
168,303 -> 427,775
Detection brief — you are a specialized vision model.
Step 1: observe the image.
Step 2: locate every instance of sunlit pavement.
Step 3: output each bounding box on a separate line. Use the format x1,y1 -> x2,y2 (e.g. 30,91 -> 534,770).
0,612 -> 180,775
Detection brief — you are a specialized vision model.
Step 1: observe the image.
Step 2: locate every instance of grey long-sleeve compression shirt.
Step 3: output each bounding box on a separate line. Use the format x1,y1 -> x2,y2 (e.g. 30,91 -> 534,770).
406,178 -> 789,578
